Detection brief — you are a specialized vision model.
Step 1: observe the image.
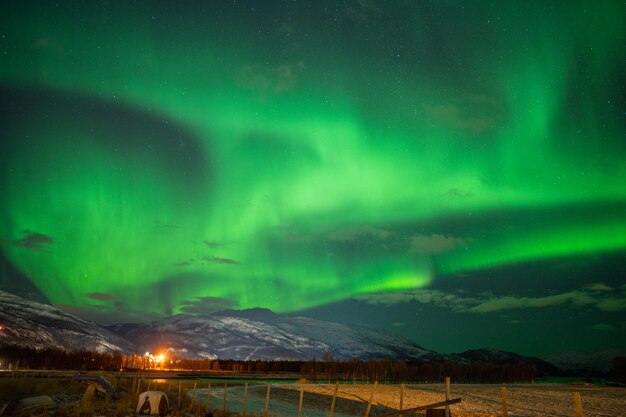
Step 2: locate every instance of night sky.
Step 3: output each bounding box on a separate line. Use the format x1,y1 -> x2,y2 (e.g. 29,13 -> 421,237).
1,1 -> 625,356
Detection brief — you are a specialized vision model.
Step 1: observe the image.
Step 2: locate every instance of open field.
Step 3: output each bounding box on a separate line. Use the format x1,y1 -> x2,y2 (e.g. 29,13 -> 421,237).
0,373 -> 624,417
277,383 -> 626,417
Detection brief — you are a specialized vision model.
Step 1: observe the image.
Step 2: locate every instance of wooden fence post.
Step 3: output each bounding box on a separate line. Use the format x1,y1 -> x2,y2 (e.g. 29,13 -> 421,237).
264,383 -> 271,417
178,381 -> 182,411
329,383 -> 338,417
445,377 -> 450,417
191,382 -> 197,410
223,383 -> 228,414
399,383 -> 404,417
364,381 -> 377,417
206,383 -> 211,412
574,392 -> 583,417
298,386 -> 304,417
501,386 -> 508,417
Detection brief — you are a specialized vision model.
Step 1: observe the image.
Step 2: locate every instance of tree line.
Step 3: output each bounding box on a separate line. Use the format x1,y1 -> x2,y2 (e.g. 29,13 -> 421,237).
3,345 -> 623,383
301,357 -> 540,384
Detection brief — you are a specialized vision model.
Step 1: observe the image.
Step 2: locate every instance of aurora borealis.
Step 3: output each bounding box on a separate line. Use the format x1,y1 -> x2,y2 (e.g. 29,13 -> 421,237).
1,1 -> 625,355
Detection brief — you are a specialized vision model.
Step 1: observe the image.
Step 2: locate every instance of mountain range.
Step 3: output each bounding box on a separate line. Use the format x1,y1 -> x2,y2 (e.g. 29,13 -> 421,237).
1,290 -> 623,375
0,290 -> 132,353
541,348 -> 626,373
107,307 -> 441,361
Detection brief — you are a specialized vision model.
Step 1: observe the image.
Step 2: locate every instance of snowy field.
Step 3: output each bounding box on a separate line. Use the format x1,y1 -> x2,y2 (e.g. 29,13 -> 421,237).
191,382 -> 626,417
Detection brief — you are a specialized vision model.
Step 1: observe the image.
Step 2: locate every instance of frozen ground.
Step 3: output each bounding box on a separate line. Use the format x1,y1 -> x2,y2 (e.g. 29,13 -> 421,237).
191,382 -> 626,417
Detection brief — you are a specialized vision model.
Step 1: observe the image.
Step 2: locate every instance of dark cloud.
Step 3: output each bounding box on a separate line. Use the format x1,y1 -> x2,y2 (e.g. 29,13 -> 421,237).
328,225 -> 394,242
173,259 -> 195,267
203,240 -> 224,249
268,223 -> 406,257
12,230 -> 55,252
202,256 -> 241,265
354,285 -> 626,314
154,221 -> 180,234
87,292 -> 115,301
180,296 -> 239,315
443,188 -> 474,199
269,225 -> 313,244
410,234 -> 466,254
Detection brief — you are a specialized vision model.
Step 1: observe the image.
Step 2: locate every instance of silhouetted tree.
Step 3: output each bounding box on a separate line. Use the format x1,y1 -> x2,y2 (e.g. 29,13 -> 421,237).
611,357 -> 626,382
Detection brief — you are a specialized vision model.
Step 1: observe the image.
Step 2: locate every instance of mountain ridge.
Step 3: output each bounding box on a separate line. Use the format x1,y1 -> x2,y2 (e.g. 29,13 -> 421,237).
0,290 -> 134,353
2,291 -> 623,375
455,347 -> 563,376
541,347 -> 626,373
107,310 -> 441,361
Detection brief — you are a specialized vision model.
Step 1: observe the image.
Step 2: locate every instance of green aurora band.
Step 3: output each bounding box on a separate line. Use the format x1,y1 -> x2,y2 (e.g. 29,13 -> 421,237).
1,1 -> 625,318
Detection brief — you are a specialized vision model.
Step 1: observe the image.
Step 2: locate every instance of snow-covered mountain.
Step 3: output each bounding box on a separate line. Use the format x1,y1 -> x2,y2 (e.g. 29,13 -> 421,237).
5,289 -> 616,375
108,308 -> 441,361
455,348 -> 563,376
541,348 -> 626,373
0,290 -> 134,353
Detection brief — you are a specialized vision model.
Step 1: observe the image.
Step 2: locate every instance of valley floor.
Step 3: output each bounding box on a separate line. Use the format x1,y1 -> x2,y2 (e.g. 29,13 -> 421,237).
1,373 -> 624,417
275,383 -> 625,417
